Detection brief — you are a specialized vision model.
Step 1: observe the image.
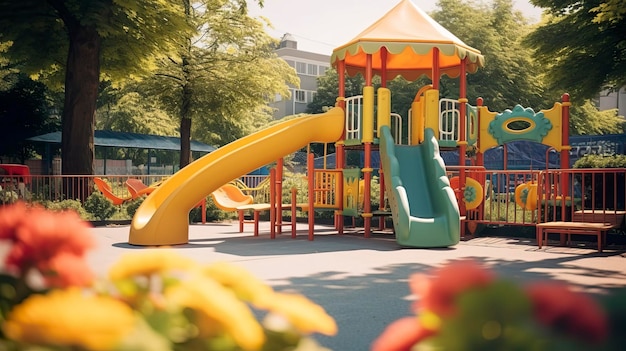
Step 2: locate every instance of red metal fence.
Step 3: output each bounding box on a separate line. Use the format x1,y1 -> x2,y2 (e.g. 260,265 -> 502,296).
2,169 -> 624,233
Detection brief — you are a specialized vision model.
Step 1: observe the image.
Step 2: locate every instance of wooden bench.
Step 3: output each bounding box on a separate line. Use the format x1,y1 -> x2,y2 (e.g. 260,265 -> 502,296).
536,221 -> 616,253
537,210 -> 624,252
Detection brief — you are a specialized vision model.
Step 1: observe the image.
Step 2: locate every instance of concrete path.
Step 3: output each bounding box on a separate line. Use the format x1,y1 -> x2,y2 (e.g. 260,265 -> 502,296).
88,222 -> 626,351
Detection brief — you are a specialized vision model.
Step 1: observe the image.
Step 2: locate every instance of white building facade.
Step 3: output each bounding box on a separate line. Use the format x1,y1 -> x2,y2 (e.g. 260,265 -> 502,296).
597,87 -> 626,118
270,34 -> 331,119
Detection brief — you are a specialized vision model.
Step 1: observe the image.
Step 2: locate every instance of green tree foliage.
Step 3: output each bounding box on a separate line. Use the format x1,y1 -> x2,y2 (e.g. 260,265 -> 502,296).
96,83 -> 177,136
525,0 -> 626,100
568,101 -> 624,135
306,68 -> 366,114
0,73 -> 59,162
94,82 -> 181,168
139,0 -> 295,168
0,0 -> 191,177
432,0 -> 545,112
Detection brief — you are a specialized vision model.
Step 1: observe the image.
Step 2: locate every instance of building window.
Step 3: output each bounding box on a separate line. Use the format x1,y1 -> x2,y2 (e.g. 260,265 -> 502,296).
296,62 -> 307,74
308,91 -> 316,102
294,90 -> 306,103
307,63 -> 318,76
285,60 -> 295,68
319,65 -> 329,76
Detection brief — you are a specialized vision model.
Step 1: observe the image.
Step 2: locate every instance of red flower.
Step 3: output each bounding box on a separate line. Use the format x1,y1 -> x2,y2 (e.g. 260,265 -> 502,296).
526,282 -> 608,344
0,202 -> 95,288
370,317 -> 435,351
409,259 -> 494,316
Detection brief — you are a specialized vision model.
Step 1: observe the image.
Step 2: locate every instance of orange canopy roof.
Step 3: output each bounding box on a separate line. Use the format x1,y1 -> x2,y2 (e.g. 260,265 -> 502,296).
331,0 -> 484,80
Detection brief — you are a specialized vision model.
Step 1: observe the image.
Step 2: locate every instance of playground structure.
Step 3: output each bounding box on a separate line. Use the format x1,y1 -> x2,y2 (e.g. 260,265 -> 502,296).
127,0 -> 625,249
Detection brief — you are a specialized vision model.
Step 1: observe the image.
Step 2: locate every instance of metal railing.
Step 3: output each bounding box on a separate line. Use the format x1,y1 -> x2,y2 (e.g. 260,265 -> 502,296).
345,95 -> 363,142
537,168 -> 625,223
4,169 -> 623,232
0,174 -> 270,205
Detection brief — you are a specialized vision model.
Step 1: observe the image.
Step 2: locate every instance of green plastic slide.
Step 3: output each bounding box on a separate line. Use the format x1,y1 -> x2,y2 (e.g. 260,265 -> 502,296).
379,126 -> 460,247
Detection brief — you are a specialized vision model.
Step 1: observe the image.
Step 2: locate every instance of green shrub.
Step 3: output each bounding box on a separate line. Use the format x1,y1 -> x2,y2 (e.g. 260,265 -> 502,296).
44,199 -> 92,220
84,192 -> 118,220
0,189 -> 18,204
282,172 -> 309,204
573,154 -> 626,168
126,196 -> 145,218
573,154 -> 626,210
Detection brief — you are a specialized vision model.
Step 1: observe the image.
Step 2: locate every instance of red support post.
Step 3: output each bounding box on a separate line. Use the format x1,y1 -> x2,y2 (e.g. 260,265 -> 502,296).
269,168 -> 276,239
432,48 -> 440,90
307,152 -> 315,240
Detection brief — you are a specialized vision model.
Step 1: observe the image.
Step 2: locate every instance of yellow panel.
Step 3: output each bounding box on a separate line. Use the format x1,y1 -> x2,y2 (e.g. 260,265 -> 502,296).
540,102 -> 563,151
377,87 -> 391,135
362,86 -> 375,143
411,101 -> 424,145
424,89 -> 439,140
477,106 -> 498,153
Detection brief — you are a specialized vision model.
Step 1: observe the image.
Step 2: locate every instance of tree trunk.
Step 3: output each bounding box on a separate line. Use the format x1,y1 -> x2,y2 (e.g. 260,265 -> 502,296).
61,25 -> 101,200
179,0 -> 193,170
180,112 -> 192,169
179,53 -> 192,169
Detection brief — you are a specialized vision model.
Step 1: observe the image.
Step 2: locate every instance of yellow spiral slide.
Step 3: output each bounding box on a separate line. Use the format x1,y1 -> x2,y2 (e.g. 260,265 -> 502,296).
129,108 -> 344,246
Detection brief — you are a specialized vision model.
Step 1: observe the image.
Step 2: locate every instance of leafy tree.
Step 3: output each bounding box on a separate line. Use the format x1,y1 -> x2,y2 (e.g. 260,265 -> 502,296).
96,84 -> 177,137
525,0 -> 626,100
0,73 -> 59,162
95,82 -> 180,169
139,0 -> 294,168
306,68 -> 366,114
0,0 -> 191,179
432,0 -> 546,112
569,101 -> 624,135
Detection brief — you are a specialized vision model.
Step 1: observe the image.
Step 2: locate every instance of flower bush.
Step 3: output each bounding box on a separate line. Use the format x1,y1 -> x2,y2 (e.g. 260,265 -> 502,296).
0,202 -> 336,351
371,259 -> 625,351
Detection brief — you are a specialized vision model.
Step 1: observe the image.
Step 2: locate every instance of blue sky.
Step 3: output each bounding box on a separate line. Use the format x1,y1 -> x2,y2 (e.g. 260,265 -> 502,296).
248,0 -> 543,55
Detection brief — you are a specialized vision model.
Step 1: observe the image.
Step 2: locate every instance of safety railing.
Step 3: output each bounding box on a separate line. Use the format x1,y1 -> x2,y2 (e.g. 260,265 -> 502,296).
312,169 -> 341,209
390,112 -> 407,145
0,174 -> 270,205
445,167 -> 540,226
345,95 -> 363,142
537,168 -> 625,224
439,98 -> 460,142
5,169 -> 623,232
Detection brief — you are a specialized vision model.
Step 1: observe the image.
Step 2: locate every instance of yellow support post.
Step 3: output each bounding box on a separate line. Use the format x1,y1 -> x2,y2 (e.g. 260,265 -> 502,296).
362,86 -> 374,143
377,87 -> 391,135
424,89 -> 440,139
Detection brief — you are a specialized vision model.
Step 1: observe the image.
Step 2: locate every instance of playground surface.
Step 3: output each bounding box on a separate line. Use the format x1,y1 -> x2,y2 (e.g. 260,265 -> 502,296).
88,222 -> 626,351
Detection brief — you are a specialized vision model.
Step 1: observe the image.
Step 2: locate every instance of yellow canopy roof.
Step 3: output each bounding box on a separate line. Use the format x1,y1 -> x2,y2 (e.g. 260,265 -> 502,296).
331,0 -> 485,80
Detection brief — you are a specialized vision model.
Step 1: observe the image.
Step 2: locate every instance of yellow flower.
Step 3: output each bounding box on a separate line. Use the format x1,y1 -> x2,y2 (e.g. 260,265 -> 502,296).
3,289 -> 136,351
108,250 -> 199,280
166,276 -> 265,351
263,292 -> 337,336
202,261 -> 274,305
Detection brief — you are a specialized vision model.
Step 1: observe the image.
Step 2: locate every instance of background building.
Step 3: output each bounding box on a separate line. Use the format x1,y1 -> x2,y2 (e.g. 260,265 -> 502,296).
597,87 -> 626,118
270,33 -> 331,118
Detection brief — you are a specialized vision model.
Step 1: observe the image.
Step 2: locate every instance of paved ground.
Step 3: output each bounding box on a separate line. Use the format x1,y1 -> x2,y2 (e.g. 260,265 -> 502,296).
88,221 -> 626,351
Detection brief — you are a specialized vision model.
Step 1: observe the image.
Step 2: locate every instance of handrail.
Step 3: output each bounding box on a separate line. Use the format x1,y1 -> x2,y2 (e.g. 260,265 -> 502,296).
413,84 -> 433,102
